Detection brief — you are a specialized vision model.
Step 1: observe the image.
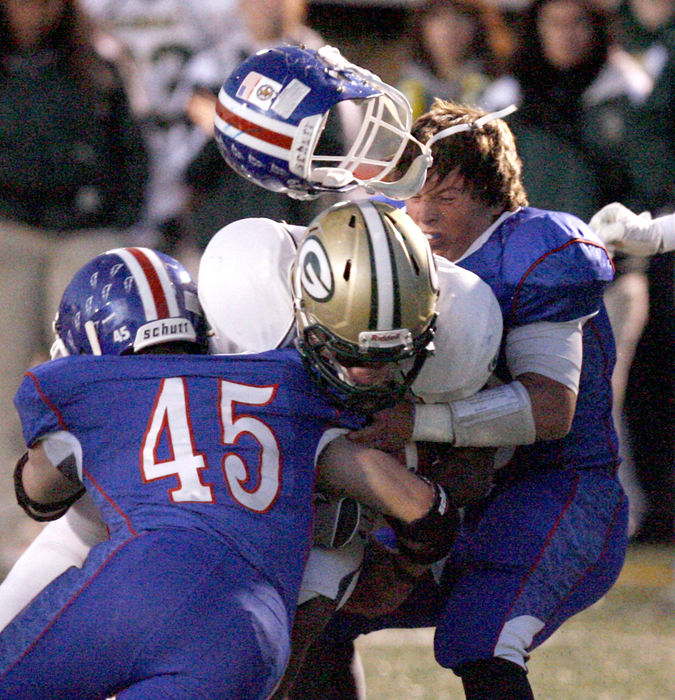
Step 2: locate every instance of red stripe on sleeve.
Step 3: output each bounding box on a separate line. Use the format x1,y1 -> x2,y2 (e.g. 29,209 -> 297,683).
26,371 -> 69,432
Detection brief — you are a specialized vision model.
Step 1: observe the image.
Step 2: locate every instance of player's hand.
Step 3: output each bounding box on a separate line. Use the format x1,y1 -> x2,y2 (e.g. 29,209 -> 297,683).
386,478 -> 460,565
588,202 -> 657,256
340,535 -> 426,617
347,401 -> 414,453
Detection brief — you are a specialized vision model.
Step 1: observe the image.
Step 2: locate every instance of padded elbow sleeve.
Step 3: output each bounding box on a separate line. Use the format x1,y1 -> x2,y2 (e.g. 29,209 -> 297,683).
413,382 -> 537,447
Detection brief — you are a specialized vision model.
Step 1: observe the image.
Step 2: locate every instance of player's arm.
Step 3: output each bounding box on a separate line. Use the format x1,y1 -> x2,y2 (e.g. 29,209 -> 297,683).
14,442 -> 85,522
275,438 -> 461,700
589,202 -> 675,256
317,435 -> 461,581
316,435 -> 436,523
350,317 -> 583,451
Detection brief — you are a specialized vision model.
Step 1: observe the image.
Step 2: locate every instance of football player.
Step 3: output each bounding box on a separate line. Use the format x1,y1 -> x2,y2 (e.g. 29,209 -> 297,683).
295,101 -> 630,700
211,50 -> 631,693
0,235 -> 456,698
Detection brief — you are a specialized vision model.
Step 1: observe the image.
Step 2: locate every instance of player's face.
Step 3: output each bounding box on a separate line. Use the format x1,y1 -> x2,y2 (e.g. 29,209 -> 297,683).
405,168 -> 503,261
340,362 -> 399,388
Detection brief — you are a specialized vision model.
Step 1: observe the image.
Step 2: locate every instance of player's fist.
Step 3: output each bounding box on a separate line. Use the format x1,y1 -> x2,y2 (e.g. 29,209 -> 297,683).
589,202 -> 658,256
347,401 -> 414,453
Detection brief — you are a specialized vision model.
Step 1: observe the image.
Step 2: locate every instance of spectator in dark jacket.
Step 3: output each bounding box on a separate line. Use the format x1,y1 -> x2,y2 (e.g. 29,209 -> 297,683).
0,0 -> 149,571
0,0 -> 148,230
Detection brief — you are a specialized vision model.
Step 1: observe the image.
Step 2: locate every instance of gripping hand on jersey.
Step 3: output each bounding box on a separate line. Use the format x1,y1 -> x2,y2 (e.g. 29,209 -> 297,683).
348,401 -> 415,454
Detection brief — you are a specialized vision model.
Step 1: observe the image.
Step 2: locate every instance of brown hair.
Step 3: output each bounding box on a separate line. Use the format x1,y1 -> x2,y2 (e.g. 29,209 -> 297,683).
397,99 -> 528,210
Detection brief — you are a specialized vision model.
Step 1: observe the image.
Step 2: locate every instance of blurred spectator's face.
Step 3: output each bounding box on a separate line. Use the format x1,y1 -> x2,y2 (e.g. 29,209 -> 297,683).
422,7 -> 477,66
537,0 -> 594,70
6,0 -> 66,49
6,0 -> 66,50
630,0 -> 675,31
239,0 -> 304,42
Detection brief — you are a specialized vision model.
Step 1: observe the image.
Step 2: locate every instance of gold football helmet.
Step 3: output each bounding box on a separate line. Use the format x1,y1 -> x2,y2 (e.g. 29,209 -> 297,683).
292,199 -> 439,409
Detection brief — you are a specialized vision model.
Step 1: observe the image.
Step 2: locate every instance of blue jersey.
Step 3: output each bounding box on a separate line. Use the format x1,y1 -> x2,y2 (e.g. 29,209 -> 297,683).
14,348 -> 355,615
460,207 -> 619,472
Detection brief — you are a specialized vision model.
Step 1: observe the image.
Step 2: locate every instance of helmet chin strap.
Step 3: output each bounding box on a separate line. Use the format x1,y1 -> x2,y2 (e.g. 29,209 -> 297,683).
425,104 -> 518,149
367,150 -> 433,200
84,321 -> 103,356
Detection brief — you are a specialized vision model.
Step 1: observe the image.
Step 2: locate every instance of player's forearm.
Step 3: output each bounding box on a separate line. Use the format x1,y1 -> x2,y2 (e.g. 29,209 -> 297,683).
14,445 -> 85,522
22,445 -> 80,504
316,436 -> 433,522
412,373 -> 576,445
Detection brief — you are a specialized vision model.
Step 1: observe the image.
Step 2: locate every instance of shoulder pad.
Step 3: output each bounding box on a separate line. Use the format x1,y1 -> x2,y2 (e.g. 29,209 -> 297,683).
199,218 -> 305,353
412,260 -> 502,401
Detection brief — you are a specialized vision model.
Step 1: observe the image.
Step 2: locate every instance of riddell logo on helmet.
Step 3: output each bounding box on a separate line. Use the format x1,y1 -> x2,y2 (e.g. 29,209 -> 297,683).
359,329 -> 411,349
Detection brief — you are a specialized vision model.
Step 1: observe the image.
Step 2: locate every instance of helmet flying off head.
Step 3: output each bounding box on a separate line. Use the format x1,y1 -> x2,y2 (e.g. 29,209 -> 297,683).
52,247 -> 209,358
292,199 -> 439,411
214,44 -> 433,201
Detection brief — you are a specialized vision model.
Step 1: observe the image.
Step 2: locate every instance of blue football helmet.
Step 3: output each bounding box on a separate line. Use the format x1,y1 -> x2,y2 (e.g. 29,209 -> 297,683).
52,247 -> 209,357
214,45 -> 432,201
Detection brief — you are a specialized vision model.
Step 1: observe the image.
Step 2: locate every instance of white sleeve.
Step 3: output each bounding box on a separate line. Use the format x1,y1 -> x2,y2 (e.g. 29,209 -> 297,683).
199,218 -> 301,354
505,316 -> 590,394
40,430 -> 83,481
412,259 -> 502,401
654,213 -> 675,253
411,317 -> 588,446
0,493 -> 106,632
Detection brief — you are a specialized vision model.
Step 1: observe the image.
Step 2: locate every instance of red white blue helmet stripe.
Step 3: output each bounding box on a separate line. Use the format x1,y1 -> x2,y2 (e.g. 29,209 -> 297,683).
110,247 -> 181,321
215,89 -> 296,163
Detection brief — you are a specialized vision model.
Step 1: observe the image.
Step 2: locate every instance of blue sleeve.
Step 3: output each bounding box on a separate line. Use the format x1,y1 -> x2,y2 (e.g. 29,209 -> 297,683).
502,210 -> 614,326
13,366 -> 66,447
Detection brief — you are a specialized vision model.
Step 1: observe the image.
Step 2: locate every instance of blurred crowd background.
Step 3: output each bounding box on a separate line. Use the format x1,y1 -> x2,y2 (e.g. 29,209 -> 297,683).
0,0 -> 672,574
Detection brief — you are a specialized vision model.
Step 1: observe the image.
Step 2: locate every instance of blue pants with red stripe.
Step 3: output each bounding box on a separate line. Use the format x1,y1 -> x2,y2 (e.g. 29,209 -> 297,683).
326,467 -> 629,670
0,529 -> 290,699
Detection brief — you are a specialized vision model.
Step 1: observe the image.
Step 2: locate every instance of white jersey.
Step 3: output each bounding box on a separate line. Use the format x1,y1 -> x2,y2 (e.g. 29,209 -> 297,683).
198,218 -> 503,400
81,0 -> 234,225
